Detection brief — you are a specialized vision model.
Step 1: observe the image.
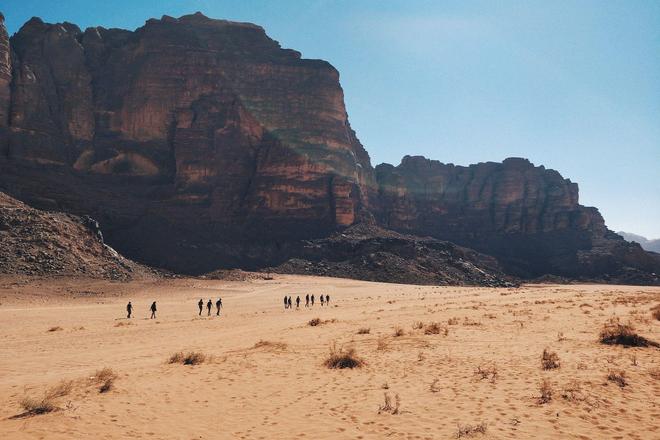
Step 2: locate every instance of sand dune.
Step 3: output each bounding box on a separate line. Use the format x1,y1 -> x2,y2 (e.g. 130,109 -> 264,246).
0,275 -> 658,439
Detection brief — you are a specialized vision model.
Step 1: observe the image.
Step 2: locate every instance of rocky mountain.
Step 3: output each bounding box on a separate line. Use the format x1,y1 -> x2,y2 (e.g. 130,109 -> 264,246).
618,232 -> 660,253
0,192 -> 151,279
0,12 -> 658,284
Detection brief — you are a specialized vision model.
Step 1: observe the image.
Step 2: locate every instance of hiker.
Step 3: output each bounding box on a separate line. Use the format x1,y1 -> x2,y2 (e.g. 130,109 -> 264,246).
126,301 -> 133,319
287,296 -> 292,309
296,296 -> 301,308
305,294 -> 310,307
150,301 -> 157,319
198,298 -> 204,316
311,294 -> 315,306
206,299 -> 212,316
320,295 -> 325,306
216,298 -> 222,316
284,296 -> 288,309
326,294 -> 330,305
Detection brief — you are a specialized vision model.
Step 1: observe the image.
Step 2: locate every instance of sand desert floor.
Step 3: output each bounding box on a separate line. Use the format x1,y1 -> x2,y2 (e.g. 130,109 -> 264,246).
0,275 -> 658,440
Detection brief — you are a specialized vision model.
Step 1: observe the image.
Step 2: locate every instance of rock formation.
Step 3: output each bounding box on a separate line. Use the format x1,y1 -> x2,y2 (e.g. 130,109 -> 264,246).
0,192 -> 150,279
0,12 -> 658,284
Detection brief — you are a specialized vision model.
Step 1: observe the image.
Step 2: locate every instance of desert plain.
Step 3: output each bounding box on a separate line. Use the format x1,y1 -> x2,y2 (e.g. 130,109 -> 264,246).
0,275 -> 658,440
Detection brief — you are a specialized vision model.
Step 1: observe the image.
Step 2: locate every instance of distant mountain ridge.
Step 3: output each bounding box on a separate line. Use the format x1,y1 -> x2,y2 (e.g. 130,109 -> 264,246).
618,232 -> 660,253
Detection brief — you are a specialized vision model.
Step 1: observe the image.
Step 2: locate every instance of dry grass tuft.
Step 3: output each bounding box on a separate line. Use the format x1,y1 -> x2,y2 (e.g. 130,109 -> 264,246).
376,337 -> 390,351
456,422 -> 487,438
412,321 -> 424,330
252,340 -> 287,351
92,368 -> 118,393
424,322 -> 449,336
474,365 -> 498,383
599,318 -> 659,347
393,326 -> 405,337
47,326 -> 63,332
19,396 -> 57,416
537,379 -> 553,404
607,370 -> 628,388
308,318 -> 322,326
45,380 -> 73,399
541,348 -> 560,370
356,327 -> 371,335
377,392 -> 400,415
447,317 -> 460,325
169,351 -> 206,365
324,343 -> 364,369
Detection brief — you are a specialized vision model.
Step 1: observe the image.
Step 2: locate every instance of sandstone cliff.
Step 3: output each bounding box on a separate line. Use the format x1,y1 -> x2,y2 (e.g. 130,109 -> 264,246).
0,12 -> 657,284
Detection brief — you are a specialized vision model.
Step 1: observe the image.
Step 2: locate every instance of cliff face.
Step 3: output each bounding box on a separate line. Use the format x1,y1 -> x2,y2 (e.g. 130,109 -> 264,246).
375,156 -> 658,279
0,12 -> 657,282
0,13 -> 375,272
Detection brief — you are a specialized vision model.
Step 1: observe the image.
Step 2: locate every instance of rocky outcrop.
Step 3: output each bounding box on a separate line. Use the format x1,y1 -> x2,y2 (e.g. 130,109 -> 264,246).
266,223 -> 515,286
374,156 -> 660,281
0,192 -> 151,279
0,12 -> 657,284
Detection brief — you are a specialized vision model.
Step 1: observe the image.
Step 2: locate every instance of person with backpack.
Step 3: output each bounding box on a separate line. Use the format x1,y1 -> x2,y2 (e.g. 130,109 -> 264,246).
198,298 -> 204,316
206,299 -> 212,316
216,298 -> 222,316
126,301 -> 133,319
305,294 -> 310,307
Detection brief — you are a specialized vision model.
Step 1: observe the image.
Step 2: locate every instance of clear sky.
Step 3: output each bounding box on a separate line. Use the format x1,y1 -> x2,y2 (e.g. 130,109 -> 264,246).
3,0 -> 659,238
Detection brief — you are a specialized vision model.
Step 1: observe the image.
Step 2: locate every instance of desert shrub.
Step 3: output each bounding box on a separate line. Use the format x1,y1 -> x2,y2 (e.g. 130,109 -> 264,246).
538,379 -> 553,404
47,326 -> 63,332
308,318 -> 322,326
651,305 -> 660,321
541,349 -> 560,370
377,392 -> 400,415
447,317 -> 459,325
45,380 -> 73,399
252,340 -> 287,350
92,368 -> 118,393
324,343 -> 364,369
456,422 -> 487,438
19,396 -> 57,416
357,327 -> 371,334
169,351 -> 206,365
474,365 -> 498,383
393,326 -> 405,337
607,370 -> 628,388
599,318 -> 659,347
424,322 -> 448,336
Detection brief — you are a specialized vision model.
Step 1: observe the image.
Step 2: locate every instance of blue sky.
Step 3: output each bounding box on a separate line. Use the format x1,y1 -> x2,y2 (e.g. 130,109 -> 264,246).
3,1 -> 659,238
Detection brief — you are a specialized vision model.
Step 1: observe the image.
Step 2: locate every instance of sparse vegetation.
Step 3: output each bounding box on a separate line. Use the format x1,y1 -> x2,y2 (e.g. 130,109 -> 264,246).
424,322 -> 448,336
377,392 -> 400,415
46,380 -> 73,399
324,343 -> 364,369
538,379 -> 553,404
412,321 -> 424,330
447,317 -> 459,325
599,318 -> 659,347
393,326 -> 405,337
474,365 -> 497,383
356,327 -> 371,334
93,368 -> 118,393
541,348 -> 560,370
376,337 -> 389,351
456,422 -> 487,438
252,340 -> 287,350
308,318 -> 322,326
47,326 -> 63,332
607,370 -> 628,388
19,396 -> 57,416
168,351 -> 206,365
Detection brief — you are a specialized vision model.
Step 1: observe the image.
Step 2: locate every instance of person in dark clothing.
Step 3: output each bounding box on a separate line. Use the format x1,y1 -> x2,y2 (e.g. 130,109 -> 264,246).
150,301 -> 157,319
326,294 -> 330,305
206,299 -> 212,316
198,298 -> 204,316
305,294 -> 310,307
311,294 -> 315,306
320,295 -> 325,306
295,296 -> 301,308
284,296 -> 288,309
126,301 -> 133,319
216,298 -> 222,316
287,296 -> 292,309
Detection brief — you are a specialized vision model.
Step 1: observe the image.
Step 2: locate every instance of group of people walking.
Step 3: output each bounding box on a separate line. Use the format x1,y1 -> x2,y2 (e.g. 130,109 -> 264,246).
284,293 -> 330,309
124,297 -> 223,320
126,301 -> 157,319
198,298 -> 223,316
